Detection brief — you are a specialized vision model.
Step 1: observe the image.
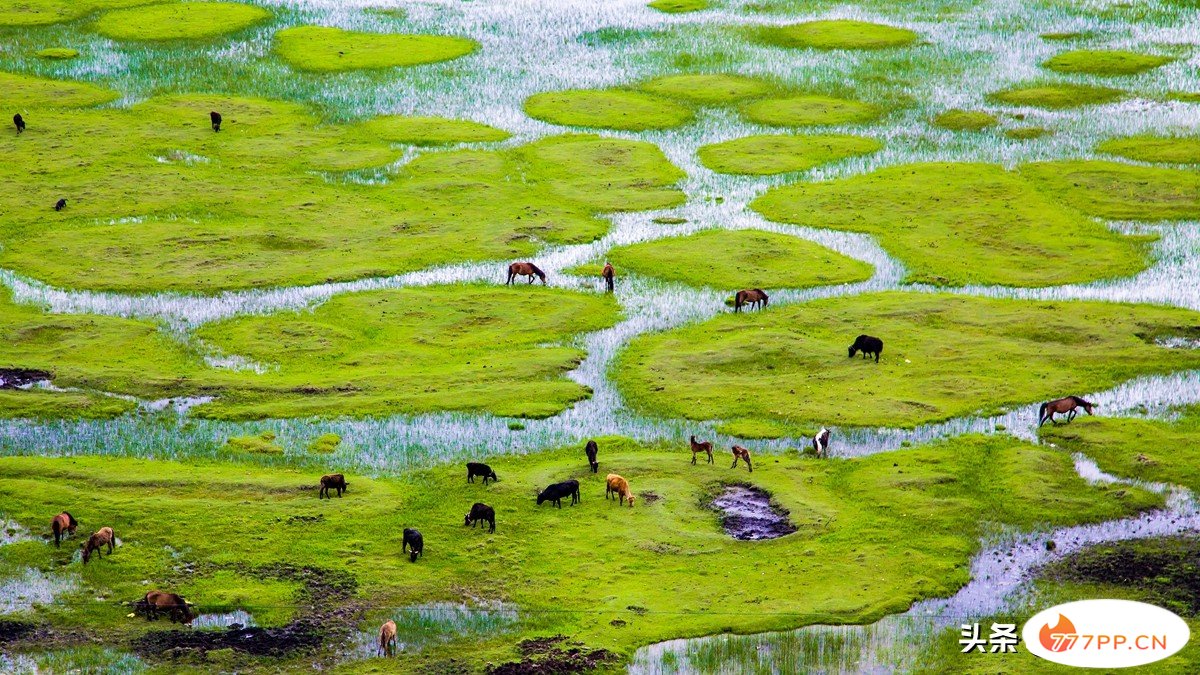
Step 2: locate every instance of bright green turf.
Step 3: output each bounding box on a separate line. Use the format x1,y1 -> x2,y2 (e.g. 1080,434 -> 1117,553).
1042,49 -> 1173,76
614,292 -> 1200,432
92,2 -> 272,41
1097,135 -> 1200,164
524,88 -> 693,131
988,82 -> 1125,109
0,92 -> 684,292
648,0 -> 708,12
274,26 -> 477,73
356,115 -> 510,145
593,229 -> 874,290
0,0 -> 155,26
742,95 -> 880,127
1021,160 -> 1200,220
931,109 -> 997,131
0,435 -> 1158,670
752,162 -> 1148,287
35,47 -> 78,59
698,134 -> 881,174
751,20 -> 918,50
1,71 -> 117,109
639,73 -> 771,104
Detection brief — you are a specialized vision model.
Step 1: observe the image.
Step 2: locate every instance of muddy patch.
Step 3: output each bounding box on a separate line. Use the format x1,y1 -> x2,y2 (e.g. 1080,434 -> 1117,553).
639,491 -> 661,505
710,484 -> 797,541
0,620 -> 38,644
0,369 -> 51,389
1041,535 -> 1200,615
488,635 -> 616,675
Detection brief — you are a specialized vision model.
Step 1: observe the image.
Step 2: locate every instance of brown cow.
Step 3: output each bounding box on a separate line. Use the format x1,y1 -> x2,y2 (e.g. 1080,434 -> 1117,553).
135,590 -> 194,623
379,619 -> 397,656
82,526 -> 115,564
605,474 -> 635,507
731,445 -> 753,472
319,473 -> 347,498
51,512 -> 78,548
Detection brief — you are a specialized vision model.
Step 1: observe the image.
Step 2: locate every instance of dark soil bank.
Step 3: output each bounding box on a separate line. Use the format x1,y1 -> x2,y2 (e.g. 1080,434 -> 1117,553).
0,368 -> 52,389
488,635 -> 616,674
1042,535 -> 1200,615
710,484 -> 797,541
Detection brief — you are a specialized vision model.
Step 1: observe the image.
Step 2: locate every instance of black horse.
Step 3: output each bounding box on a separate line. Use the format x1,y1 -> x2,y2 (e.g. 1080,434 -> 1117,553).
537,480 -> 580,508
402,528 -> 423,562
848,335 -> 883,363
584,440 -> 599,473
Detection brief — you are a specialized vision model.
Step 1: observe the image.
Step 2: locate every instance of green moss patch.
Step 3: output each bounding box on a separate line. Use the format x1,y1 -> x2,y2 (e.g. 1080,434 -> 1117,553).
1022,160 -> 1200,220
1168,91 -> 1200,103
35,47 -> 78,59
698,133 -> 881,175
742,95 -> 880,127
1005,126 -> 1051,140
752,162 -> 1147,287
525,89 -> 692,131
602,229 -> 873,290
751,20 -> 918,50
223,431 -> 284,456
1042,49 -> 1173,76
308,433 -> 342,454
93,2 -> 271,41
274,26 -> 477,73
932,109 -> 997,131
1097,135 -> 1200,164
640,73 -> 770,104
615,292 -> 1200,431
988,82 -> 1124,109
648,0 -> 708,12
357,115 -> 510,145
0,0 -> 154,27
0,71 -> 117,109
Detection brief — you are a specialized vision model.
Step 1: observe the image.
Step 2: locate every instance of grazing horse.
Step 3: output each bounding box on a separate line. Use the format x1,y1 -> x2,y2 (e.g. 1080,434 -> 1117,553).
467,462 -> 498,484
402,528 -> 423,563
1038,396 -> 1096,427
210,111 -> 222,132
734,289 -> 769,313
135,591 -> 194,623
537,480 -> 580,508
506,262 -> 546,285
82,527 -> 114,564
689,435 -> 714,465
379,619 -> 397,657
13,113 -> 25,134
812,428 -> 830,458
584,440 -> 599,473
601,263 -> 615,292
848,334 -> 883,363
51,512 -> 78,548
731,445 -> 753,472
54,198 -> 67,212
605,474 -> 635,507
319,473 -> 347,499
465,503 -> 496,533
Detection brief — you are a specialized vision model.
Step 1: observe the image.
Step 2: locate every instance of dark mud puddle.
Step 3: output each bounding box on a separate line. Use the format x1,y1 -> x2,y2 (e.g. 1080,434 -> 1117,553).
710,484 -> 797,541
0,369 -> 51,389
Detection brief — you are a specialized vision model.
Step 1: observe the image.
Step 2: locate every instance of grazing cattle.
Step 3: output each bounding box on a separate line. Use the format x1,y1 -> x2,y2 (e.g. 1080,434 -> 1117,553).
605,474 -> 635,507
812,428 -> 830,458
689,435 -> 714,465
379,619 -> 397,657
54,198 -> 67,212
13,113 -> 25,134
464,503 -> 496,533
467,462 -> 498,485
506,261 -> 546,285
135,590 -> 194,623
584,440 -> 599,473
1038,396 -> 1096,427
734,289 -> 769,313
601,262 -> 615,292
81,526 -> 114,564
319,473 -> 347,499
210,111 -> 222,132
402,528 -> 423,563
848,334 -> 883,363
731,445 -> 753,472
50,512 -> 78,548
537,480 -> 580,508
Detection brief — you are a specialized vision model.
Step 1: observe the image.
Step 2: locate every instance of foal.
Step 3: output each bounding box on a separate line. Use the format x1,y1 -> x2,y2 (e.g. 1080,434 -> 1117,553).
731,445 -> 753,472
689,436 -> 714,465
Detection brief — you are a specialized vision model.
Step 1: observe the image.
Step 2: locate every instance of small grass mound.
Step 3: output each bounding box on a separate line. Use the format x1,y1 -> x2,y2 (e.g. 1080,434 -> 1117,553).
223,431 -> 284,456
274,26 -> 477,73
525,89 -> 692,130
742,95 -> 879,127
752,20 -> 918,50
639,73 -> 770,104
307,433 -> 342,454
1022,160 -> 1200,220
1042,49 -> 1173,76
358,116 -> 510,145
1168,91 -> 1200,103
93,2 -> 271,41
1097,135 -> 1200,164
35,47 -> 78,59
1041,31 -> 1090,41
1,71 -> 117,109
698,133 -> 881,175
648,0 -> 708,12
988,82 -> 1124,109
1005,126 -> 1051,140
602,229 -> 873,290
0,0 -> 155,27
932,109 -> 997,131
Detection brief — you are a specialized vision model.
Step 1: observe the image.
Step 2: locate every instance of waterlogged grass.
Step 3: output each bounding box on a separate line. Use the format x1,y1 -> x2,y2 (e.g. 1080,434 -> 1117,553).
698,133 -> 881,175
356,115 -> 510,145
1097,135 -> 1200,165
1022,160 -> 1200,220
988,83 -> 1125,109
34,47 -> 78,59
648,0 -> 709,12
525,88 -> 693,131
92,2 -> 272,42
274,26 -> 477,73
640,73 -> 770,104
750,20 -> 918,50
931,109 -> 997,131
0,437 -> 1158,670
615,292 -> 1200,432
752,162 -> 1148,287
1042,49 -> 1173,76
0,0 -> 155,26
597,229 -> 873,290
742,95 -> 881,127
1,71 -> 117,109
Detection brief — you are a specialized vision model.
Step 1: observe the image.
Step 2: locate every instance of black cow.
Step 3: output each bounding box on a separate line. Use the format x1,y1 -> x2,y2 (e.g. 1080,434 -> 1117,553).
402,528 -> 423,562
464,502 -> 495,533
54,198 -> 67,212
467,462 -> 498,484
537,480 -> 580,509
210,111 -> 222,132
584,440 -> 599,473
848,334 -> 883,363
13,114 -> 25,134
319,473 -> 347,498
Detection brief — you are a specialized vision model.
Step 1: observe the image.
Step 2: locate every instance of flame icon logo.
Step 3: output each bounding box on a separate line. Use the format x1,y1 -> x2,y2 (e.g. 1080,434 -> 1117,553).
1040,614 -> 1077,652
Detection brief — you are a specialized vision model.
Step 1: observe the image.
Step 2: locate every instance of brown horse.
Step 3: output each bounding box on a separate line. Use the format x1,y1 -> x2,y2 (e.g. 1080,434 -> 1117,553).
731,445 -> 753,472
689,435 -> 714,465
379,619 -> 397,656
82,526 -> 114,564
51,512 -> 78,548
506,262 -> 546,285
601,263 -> 614,292
134,590 -> 194,623
1038,396 -> 1096,427
734,289 -> 768,313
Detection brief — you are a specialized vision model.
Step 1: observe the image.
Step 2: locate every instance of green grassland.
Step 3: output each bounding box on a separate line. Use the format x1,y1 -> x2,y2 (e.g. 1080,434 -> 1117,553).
1098,135 -> 1200,165
750,20 -> 919,50
0,434 -> 1159,671
1022,160 -> 1200,220
931,109 -> 997,131
274,26 -> 478,73
639,73 -> 771,104
524,89 -> 693,131
751,162 -> 1149,287
92,2 -> 272,41
2,71 -> 118,110
589,229 -> 874,290
0,0 -> 157,26
357,116 -> 510,145
614,292 -> 1200,433
988,82 -> 1125,109
697,133 -> 882,175
742,95 -> 881,127
1042,49 -> 1173,76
